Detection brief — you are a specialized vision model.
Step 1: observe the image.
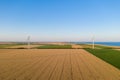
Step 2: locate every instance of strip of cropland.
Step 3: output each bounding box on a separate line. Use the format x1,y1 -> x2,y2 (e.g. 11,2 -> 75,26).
0,44 -> 41,49
78,44 -> 120,49
85,48 -> 120,69
37,45 -> 72,49
0,49 -> 120,80
0,44 -> 18,49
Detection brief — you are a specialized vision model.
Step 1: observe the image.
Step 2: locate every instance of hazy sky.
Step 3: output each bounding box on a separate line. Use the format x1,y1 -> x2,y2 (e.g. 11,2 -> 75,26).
0,0 -> 120,42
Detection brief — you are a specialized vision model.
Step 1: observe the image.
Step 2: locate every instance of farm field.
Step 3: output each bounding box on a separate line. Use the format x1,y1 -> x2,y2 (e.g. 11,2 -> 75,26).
85,48 -> 120,69
0,49 -> 120,80
78,44 -> 120,49
71,44 -> 82,49
0,44 -> 42,49
0,44 -> 72,49
7,45 -> 42,49
0,44 -> 18,49
37,45 -> 72,49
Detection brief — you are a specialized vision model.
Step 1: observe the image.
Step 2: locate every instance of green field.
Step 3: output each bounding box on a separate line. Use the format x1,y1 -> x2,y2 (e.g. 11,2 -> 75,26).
78,44 -> 116,49
37,45 -> 72,49
0,44 -> 18,49
85,48 -> 120,69
0,44 -> 72,49
93,45 -> 115,49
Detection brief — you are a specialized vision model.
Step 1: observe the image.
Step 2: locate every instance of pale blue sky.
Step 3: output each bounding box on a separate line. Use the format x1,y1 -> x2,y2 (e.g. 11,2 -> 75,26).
0,0 -> 120,42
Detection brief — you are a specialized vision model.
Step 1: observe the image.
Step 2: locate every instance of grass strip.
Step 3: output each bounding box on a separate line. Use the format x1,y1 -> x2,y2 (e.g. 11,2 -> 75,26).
37,45 -> 72,49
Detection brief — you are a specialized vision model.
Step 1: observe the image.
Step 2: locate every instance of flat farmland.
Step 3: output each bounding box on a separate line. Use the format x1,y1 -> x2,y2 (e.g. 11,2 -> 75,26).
0,49 -> 120,80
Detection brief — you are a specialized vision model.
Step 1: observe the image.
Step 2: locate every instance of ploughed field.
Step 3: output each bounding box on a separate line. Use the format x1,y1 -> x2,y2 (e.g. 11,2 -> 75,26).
0,49 -> 120,80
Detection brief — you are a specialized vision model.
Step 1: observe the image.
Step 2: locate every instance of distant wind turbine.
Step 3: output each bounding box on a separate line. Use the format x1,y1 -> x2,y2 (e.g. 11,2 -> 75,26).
27,36 -> 30,49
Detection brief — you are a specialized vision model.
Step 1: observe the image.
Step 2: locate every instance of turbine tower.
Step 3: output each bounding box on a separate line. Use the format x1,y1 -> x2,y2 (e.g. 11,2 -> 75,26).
27,36 -> 30,49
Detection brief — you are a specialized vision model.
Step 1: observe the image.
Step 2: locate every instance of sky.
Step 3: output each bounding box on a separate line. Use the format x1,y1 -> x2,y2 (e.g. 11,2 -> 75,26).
0,0 -> 120,42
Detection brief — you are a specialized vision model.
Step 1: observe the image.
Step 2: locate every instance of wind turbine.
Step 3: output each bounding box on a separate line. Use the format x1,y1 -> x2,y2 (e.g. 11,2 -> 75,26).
27,36 -> 30,49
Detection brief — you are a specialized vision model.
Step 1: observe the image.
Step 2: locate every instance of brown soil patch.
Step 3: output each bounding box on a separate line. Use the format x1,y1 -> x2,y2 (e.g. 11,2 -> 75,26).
115,49 -> 120,51
0,49 -> 119,80
72,44 -> 82,49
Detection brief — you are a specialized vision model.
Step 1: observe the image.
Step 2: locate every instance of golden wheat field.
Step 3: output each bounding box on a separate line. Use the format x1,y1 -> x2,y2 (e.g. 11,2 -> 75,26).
0,49 -> 120,80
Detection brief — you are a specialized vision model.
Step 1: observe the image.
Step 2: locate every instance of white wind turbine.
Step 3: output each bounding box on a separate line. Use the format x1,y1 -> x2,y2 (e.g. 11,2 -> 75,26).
27,36 -> 30,49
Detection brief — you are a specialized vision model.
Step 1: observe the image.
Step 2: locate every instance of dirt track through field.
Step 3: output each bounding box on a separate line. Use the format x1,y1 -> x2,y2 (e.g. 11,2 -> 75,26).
0,49 -> 120,80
